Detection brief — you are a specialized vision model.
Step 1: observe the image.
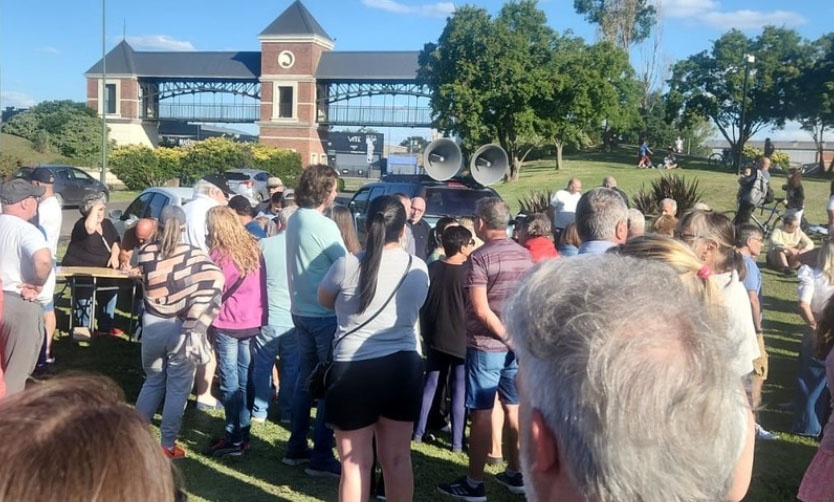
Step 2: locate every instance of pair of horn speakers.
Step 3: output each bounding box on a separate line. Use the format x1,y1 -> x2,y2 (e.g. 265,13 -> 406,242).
423,139 -> 508,186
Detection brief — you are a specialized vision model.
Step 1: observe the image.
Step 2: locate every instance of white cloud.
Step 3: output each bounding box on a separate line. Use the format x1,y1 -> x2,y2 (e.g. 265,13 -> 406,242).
0,91 -> 36,109
124,35 -> 195,51
35,46 -> 60,55
702,9 -> 806,30
654,0 -> 717,18
361,0 -> 455,18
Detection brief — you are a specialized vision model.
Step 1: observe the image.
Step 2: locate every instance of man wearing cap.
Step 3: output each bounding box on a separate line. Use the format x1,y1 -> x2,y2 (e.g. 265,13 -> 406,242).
30,167 -> 62,363
0,179 -> 53,394
254,176 -> 285,217
182,173 -> 232,411
229,195 -> 266,239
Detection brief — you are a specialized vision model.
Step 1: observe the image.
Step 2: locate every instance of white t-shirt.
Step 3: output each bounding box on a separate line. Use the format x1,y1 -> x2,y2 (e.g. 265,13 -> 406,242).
797,265 -> 834,318
0,214 -> 50,300
38,195 -> 62,257
827,195 -> 834,212
550,189 -> 582,230
715,270 -> 760,377
183,194 -> 219,252
320,248 -> 429,362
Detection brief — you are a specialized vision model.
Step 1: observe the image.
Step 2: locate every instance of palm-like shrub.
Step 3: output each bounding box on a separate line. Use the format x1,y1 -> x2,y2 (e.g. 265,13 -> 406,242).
632,174 -> 703,217
518,190 -> 554,215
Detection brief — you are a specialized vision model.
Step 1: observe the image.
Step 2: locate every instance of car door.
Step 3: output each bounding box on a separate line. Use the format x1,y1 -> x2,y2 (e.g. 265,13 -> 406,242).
53,167 -> 77,205
113,191 -> 155,237
71,168 -> 99,199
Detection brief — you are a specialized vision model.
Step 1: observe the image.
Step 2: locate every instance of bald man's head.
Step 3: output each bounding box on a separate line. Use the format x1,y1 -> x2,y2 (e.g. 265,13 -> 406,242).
135,218 -> 157,244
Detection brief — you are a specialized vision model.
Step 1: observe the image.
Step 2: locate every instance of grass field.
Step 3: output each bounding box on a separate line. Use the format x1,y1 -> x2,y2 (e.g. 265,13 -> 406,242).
0,132 -> 71,165
41,150 -> 831,501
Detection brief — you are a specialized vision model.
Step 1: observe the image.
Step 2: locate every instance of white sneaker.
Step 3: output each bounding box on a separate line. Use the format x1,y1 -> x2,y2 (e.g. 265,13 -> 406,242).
755,423 -> 779,440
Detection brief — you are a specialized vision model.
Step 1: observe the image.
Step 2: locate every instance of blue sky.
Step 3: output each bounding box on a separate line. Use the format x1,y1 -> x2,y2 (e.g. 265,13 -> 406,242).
1,0 -> 832,144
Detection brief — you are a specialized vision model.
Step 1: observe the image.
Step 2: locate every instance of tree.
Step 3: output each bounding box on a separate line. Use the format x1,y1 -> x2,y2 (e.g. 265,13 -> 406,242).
795,33 -> 834,171
667,27 -> 808,170
2,100 -> 107,165
573,0 -> 656,51
419,1 -> 556,181
399,136 -> 430,153
536,38 -> 639,169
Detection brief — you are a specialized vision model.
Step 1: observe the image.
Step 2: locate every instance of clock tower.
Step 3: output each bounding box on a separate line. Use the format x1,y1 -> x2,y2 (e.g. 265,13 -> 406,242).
258,1 -> 333,166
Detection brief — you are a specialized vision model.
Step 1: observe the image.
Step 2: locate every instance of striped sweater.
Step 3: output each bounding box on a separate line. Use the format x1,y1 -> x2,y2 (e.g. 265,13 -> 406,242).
136,242 -> 225,364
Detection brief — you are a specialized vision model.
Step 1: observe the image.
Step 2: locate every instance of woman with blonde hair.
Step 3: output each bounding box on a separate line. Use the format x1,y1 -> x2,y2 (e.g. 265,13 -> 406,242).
677,210 -> 760,378
204,206 -> 266,457
612,234 -> 723,318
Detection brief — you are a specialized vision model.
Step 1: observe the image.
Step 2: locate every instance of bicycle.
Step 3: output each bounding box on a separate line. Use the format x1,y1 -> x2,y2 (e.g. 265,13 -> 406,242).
749,203 -> 784,239
708,150 -> 731,169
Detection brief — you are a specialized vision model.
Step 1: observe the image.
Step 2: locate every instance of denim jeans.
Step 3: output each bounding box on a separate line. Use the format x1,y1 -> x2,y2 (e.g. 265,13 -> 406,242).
288,314 -> 336,466
75,287 -> 117,332
214,330 -> 254,444
792,329 -> 830,436
251,325 -> 299,421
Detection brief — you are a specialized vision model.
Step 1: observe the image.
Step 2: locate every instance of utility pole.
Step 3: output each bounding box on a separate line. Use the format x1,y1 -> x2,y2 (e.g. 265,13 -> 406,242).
100,0 -> 108,184
736,54 -> 755,175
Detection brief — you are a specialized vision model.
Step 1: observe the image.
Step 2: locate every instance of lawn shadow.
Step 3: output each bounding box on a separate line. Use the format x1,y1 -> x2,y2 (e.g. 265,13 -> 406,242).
744,438 -> 818,502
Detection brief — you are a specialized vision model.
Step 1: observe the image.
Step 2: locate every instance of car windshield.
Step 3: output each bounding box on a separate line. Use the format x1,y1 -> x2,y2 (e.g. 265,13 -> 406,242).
224,172 -> 250,181
424,187 -> 494,218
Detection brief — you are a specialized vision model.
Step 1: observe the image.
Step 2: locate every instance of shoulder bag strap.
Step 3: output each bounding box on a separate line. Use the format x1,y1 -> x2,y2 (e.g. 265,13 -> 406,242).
222,274 -> 246,303
331,254 -> 413,352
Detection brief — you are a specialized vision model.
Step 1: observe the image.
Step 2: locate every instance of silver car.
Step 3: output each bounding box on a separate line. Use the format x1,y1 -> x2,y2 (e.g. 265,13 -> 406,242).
224,169 -> 270,203
108,187 -> 194,237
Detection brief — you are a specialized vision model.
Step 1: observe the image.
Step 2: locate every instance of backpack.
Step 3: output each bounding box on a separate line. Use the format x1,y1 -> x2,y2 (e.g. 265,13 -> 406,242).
763,185 -> 775,205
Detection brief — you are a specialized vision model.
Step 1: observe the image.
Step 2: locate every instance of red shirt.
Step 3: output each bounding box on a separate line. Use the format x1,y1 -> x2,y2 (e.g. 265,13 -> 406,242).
523,236 -> 559,263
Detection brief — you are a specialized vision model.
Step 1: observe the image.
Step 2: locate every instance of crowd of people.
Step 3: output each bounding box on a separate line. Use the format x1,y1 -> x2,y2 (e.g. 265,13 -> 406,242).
0,157 -> 832,502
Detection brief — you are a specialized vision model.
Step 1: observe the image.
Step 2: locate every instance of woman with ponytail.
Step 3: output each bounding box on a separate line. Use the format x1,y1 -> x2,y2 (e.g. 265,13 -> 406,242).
318,195 -> 429,502
677,210 -> 760,378
134,205 -> 225,458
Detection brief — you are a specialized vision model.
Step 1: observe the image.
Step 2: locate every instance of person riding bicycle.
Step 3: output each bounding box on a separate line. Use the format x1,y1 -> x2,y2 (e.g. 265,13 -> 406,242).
735,157 -> 772,226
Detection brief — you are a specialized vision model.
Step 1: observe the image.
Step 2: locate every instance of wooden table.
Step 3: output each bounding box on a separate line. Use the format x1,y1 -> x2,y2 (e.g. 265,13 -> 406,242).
55,266 -> 141,336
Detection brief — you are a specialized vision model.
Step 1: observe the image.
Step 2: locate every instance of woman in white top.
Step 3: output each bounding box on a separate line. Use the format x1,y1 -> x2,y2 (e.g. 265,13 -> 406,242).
678,210 -> 760,378
318,194 -> 429,502
792,238 -> 834,436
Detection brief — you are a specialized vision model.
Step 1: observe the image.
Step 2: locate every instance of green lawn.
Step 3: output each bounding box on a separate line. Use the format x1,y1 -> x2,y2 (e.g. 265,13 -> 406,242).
42,150 -> 829,501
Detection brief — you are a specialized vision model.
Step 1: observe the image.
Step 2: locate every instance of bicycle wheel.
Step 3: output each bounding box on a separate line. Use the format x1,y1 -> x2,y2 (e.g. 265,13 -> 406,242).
708,153 -> 724,168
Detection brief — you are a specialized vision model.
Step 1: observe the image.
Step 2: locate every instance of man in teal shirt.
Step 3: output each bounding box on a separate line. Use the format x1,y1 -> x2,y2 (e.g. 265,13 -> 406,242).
284,165 -> 346,477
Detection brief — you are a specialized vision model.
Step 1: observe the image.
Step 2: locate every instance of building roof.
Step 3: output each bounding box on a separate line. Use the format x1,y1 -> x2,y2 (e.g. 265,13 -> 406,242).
259,0 -> 332,40
315,51 -> 421,81
85,42 -> 260,79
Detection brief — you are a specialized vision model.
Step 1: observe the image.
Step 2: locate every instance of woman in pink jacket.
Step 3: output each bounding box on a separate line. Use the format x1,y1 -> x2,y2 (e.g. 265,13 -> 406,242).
203,206 -> 266,458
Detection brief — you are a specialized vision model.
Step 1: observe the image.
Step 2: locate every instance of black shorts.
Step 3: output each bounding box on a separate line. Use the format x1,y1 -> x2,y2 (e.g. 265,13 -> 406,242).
324,350 -> 423,431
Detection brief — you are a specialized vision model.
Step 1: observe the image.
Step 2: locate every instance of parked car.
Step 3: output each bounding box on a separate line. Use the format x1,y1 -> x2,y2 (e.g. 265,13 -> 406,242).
224,169 -> 270,203
108,187 -> 194,237
13,165 -> 109,207
348,174 -> 502,242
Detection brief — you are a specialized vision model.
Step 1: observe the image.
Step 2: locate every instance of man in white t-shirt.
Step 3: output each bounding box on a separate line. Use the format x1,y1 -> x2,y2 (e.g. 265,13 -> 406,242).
548,177 -> 582,236
0,179 -> 53,394
30,167 -> 62,363
182,173 -> 232,410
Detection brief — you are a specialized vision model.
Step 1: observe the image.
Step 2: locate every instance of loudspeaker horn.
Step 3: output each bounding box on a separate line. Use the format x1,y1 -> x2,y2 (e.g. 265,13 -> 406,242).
470,144 -> 508,186
423,138 -> 463,181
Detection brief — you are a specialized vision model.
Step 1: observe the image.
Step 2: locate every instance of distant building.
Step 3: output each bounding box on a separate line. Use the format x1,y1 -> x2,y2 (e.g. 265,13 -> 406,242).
706,139 -> 832,168
1,107 -> 28,124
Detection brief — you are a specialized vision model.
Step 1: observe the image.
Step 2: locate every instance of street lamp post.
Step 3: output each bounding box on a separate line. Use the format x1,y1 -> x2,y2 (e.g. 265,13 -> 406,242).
736,54 -> 755,174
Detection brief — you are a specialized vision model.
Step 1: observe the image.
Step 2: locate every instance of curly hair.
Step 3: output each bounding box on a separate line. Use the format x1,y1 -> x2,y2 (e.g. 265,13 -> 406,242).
294,164 -> 338,209
206,206 -> 260,276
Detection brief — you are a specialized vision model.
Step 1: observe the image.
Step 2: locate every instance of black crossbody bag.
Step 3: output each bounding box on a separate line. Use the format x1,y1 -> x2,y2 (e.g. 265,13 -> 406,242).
306,255 -> 413,400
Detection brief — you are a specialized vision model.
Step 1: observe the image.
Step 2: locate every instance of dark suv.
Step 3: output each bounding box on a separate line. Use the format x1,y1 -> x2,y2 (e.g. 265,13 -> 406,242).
13,165 -> 109,207
348,175 -> 501,240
